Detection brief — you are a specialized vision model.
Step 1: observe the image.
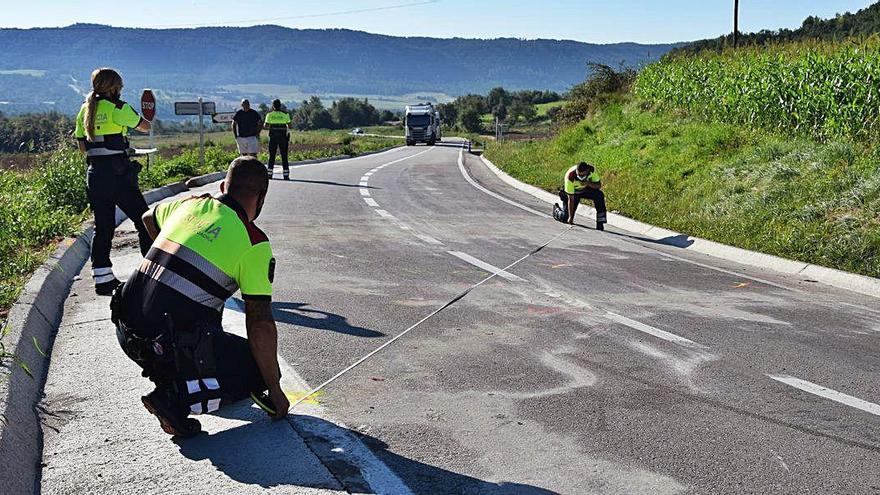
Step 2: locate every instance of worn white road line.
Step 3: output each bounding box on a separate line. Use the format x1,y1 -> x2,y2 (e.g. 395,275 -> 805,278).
447,251 -> 525,282
363,197 -> 379,207
604,311 -> 701,348
375,209 -> 395,219
415,234 -> 444,245
359,181 -> 369,187
359,188 -> 370,196
768,374 -> 880,417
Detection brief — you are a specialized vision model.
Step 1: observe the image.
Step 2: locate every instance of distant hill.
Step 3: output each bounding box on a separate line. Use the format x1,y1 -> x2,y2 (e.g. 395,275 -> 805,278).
0,25 -> 679,116
675,1 -> 880,55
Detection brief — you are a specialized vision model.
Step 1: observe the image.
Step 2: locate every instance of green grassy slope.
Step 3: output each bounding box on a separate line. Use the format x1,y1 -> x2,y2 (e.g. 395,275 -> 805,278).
485,97 -> 879,278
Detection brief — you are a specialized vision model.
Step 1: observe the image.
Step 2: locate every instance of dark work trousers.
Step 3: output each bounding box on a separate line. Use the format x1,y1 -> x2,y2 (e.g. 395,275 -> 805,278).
116,321 -> 268,415
267,132 -> 290,178
86,155 -> 152,270
559,188 -> 607,222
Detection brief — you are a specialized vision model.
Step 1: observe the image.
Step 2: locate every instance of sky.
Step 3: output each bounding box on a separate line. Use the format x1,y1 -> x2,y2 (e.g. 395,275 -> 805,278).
0,0 -> 875,44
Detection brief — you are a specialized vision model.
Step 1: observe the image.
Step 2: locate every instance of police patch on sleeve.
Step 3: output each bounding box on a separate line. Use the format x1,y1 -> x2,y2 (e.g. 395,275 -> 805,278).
268,258 -> 276,283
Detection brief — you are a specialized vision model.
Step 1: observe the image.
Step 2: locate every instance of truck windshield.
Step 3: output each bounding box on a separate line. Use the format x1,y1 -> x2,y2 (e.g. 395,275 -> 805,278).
407,114 -> 430,126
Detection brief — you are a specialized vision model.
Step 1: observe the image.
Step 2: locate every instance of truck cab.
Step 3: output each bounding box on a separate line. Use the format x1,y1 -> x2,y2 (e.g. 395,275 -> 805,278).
405,103 -> 441,146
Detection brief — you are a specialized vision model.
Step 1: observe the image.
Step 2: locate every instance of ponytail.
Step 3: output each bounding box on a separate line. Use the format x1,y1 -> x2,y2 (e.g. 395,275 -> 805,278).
83,67 -> 124,143
83,91 -> 99,142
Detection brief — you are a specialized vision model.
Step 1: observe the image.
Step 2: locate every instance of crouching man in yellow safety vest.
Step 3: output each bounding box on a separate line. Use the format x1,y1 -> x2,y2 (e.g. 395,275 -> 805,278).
111,156 -> 289,438
557,162 -> 607,230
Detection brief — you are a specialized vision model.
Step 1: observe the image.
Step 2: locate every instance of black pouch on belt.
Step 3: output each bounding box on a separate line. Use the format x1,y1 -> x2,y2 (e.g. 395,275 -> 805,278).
173,322 -> 219,378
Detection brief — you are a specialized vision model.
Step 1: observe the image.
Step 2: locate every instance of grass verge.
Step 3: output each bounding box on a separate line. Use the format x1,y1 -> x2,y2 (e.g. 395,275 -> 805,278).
484,96 -> 880,278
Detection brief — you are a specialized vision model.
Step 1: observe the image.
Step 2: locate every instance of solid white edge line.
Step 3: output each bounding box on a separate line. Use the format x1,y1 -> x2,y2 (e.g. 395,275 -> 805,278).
457,148 -> 548,218
604,311 -> 701,348
768,374 -> 880,417
447,251 -> 525,282
363,197 -> 379,207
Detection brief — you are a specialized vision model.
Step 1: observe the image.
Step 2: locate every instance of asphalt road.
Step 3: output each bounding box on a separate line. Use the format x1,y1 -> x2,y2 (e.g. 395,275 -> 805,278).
258,141 -> 880,494
40,142 -> 880,494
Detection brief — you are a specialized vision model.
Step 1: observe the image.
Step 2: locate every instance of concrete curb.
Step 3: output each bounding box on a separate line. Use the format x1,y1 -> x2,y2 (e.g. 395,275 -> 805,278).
0,145 -> 405,494
477,154 -> 880,299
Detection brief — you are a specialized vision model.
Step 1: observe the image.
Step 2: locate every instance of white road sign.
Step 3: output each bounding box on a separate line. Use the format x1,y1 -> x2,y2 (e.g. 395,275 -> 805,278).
212,112 -> 236,124
174,101 -> 216,116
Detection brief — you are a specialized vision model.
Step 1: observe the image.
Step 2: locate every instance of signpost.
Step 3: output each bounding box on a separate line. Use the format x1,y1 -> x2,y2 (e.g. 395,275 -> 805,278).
141,89 -> 156,166
174,99 -> 216,167
198,97 -> 204,167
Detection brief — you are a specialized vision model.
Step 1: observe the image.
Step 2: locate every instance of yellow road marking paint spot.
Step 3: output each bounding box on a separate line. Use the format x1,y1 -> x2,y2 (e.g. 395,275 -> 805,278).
732,282 -> 751,288
284,390 -> 324,405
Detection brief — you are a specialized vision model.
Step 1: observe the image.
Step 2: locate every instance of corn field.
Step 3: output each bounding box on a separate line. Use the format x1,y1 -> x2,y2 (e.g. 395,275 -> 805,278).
634,39 -> 880,142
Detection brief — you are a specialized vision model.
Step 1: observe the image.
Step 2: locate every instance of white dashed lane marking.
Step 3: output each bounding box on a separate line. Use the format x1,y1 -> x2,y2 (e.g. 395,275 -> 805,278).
604,311 -> 701,348
375,209 -> 395,219
769,375 -> 880,417
358,147 -> 441,246
447,251 -> 525,282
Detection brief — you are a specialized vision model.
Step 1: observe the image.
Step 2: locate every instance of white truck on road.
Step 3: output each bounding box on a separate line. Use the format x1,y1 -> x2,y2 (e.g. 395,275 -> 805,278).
405,103 -> 441,146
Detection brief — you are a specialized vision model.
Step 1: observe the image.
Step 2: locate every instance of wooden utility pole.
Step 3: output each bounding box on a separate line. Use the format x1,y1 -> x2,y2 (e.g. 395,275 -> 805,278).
733,0 -> 740,48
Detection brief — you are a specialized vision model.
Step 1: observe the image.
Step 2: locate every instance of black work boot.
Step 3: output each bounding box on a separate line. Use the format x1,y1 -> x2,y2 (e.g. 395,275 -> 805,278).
142,388 -> 202,438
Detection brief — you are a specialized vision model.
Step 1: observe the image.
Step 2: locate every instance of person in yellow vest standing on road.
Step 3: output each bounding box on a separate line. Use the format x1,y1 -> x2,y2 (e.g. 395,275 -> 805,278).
263,99 -> 292,180
74,67 -> 153,295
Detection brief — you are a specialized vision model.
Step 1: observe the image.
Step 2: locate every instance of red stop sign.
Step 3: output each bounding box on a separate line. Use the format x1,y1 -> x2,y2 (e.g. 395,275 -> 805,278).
141,89 -> 156,121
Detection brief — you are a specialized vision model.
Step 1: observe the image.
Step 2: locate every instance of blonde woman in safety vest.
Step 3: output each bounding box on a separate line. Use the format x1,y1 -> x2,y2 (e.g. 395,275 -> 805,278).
74,67 -> 153,295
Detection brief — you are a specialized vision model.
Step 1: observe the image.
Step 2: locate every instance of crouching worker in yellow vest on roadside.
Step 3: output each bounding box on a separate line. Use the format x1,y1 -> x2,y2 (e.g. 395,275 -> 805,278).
111,156 -> 290,438
554,162 -> 607,230
263,99 -> 292,180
